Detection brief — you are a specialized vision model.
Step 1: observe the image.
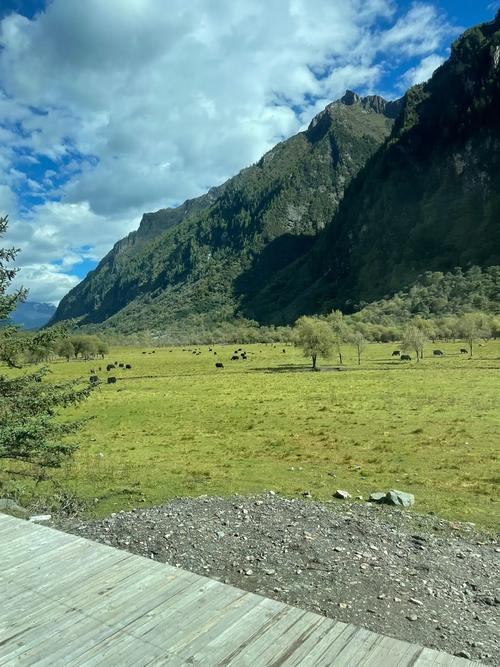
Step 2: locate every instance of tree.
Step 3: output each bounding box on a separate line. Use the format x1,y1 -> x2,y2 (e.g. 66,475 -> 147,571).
71,334 -> 99,359
293,316 -> 334,370
401,325 -> 426,362
96,339 -> 109,358
328,309 -> 348,364
56,338 -> 75,362
351,331 -> 366,365
0,215 -> 92,479
456,312 -> 491,357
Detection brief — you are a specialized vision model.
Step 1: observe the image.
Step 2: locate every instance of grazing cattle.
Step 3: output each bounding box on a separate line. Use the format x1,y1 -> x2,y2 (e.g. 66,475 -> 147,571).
231,355 -> 239,361
98,366 -> 102,371
118,363 -> 124,367
460,348 -> 468,354
241,354 -> 247,360
90,368 -> 95,374
142,351 -> 147,354
392,350 -> 400,357
213,351 -> 217,355
400,354 -> 411,361
283,349 -> 286,353
106,364 -> 115,371
433,350 -> 444,356
125,364 -> 132,369
215,362 -> 224,369
89,375 -> 99,384
107,376 -> 117,384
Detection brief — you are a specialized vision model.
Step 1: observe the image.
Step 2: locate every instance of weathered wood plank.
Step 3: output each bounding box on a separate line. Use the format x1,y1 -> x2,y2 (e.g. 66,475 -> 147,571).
0,514 -> 480,666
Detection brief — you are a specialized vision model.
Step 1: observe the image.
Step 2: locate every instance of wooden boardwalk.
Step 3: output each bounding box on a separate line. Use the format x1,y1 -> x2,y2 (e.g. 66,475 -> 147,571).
0,514 -> 480,666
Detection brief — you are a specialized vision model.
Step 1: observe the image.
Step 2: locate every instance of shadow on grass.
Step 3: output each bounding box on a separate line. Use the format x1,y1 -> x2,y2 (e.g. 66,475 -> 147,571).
250,364 -> 346,374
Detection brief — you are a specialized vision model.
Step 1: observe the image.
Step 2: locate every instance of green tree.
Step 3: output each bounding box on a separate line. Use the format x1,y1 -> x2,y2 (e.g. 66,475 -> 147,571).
0,215 -> 92,479
351,331 -> 366,365
401,325 -> 426,362
294,316 -> 334,370
328,309 -> 348,365
71,334 -> 99,359
96,339 -> 109,358
56,338 -> 75,361
456,312 -> 491,357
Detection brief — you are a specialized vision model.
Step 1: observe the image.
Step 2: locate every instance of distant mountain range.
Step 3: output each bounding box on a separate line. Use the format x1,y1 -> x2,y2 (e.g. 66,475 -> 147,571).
10,302 -> 56,329
51,11 -> 500,334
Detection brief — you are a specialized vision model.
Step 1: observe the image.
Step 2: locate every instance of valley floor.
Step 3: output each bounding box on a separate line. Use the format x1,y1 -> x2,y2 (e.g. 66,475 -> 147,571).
55,494 -> 500,665
16,340 -> 499,529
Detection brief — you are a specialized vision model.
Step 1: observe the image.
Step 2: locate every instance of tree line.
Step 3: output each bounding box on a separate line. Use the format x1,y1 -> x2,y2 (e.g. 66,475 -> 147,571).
294,310 -> 494,369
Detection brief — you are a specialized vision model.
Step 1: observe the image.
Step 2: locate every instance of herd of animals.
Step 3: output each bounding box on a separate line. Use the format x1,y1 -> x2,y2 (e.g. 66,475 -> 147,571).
86,345 -> 474,385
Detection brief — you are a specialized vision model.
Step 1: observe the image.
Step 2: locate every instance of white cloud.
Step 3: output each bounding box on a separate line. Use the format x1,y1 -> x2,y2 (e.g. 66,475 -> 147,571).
10,263 -> 80,305
402,53 -> 446,87
0,0 -> 458,303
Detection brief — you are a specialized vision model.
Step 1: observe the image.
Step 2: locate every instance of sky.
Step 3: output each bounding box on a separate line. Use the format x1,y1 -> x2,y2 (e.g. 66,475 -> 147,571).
0,0 -> 498,304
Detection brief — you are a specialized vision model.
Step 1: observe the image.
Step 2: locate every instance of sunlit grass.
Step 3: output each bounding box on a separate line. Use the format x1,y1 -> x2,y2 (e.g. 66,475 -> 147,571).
2,340 -> 499,529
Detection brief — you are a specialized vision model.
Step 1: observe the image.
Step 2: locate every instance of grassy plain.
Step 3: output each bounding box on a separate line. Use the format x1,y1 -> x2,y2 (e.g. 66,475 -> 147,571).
4,341 -> 500,529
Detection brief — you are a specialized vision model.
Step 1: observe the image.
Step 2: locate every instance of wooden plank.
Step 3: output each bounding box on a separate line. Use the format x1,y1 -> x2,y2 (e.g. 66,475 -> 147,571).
185,598 -> 294,665
0,514 -> 480,667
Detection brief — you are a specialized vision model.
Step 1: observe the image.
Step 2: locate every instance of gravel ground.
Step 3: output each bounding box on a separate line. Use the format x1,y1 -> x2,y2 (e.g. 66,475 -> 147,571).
55,494 -> 500,664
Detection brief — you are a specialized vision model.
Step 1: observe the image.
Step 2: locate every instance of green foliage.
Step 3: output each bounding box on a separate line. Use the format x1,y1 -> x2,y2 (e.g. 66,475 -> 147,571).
401,325 -> 426,361
254,16 -> 500,323
350,331 -> 366,365
327,309 -> 348,364
51,98 -> 395,335
293,316 -> 334,369
0,216 -> 93,480
456,312 -> 492,356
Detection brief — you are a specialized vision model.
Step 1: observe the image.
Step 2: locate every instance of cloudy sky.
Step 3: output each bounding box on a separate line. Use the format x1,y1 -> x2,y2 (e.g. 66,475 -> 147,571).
0,0 -> 498,304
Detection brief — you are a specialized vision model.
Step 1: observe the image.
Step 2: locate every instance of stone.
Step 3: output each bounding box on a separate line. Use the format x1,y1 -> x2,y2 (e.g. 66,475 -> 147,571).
369,492 -> 386,503
386,490 -> 415,507
455,650 -> 471,660
407,614 -> 418,622
29,514 -> 52,522
334,490 -> 351,500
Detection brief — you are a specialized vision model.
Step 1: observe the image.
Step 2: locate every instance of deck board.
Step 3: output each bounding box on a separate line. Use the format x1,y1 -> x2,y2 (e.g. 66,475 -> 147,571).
0,513 -> 481,666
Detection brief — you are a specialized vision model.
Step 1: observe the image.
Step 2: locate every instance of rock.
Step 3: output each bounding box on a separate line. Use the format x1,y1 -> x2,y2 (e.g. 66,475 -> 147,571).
407,614 -> 418,622
29,514 -> 52,522
455,650 -> 471,660
334,490 -> 351,500
369,492 -> 386,503
410,598 -> 423,606
386,490 -> 415,507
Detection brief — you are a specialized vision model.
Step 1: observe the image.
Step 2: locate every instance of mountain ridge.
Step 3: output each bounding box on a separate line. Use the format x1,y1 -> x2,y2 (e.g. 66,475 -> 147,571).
51,90 -> 398,331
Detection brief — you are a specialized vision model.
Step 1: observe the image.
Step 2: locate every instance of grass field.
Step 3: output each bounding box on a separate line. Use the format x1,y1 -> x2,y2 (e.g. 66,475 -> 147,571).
3,341 -> 500,529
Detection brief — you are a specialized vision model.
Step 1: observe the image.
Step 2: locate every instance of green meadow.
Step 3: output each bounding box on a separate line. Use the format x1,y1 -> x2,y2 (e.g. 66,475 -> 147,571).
4,341 -> 500,529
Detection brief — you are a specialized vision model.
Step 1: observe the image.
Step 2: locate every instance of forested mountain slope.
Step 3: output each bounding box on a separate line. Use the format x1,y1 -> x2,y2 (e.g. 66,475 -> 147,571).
51,93 -> 399,332
251,11 -> 500,323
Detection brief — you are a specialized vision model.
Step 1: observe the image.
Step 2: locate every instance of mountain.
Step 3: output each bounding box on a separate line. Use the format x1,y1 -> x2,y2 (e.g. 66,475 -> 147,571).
52,12 -> 500,335
9,301 -> 56,329
249,11 -> 500,323
51,92 -> 399,333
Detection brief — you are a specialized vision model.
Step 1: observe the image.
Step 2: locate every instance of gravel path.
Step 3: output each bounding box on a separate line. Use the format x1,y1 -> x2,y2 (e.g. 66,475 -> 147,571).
55,494 -> 499,664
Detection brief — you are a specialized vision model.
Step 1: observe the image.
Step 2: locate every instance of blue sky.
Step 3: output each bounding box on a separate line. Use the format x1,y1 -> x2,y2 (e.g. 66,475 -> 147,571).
0,0 -> 498,303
